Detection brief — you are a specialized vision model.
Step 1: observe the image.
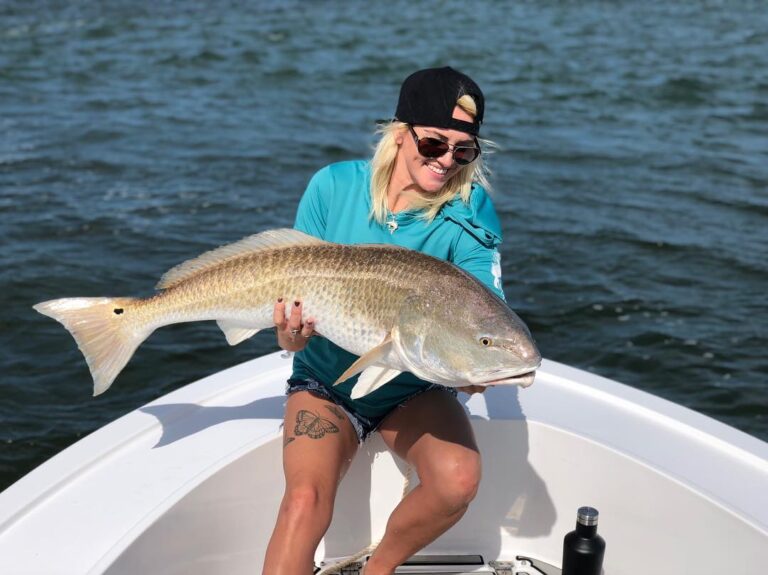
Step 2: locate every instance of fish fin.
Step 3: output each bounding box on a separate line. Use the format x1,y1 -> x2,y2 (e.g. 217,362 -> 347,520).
216,320 -> 261,346
350,366 -> 403,399
156,229 -> 327,290
333,335 -> 393,386
33,297 -> 152,396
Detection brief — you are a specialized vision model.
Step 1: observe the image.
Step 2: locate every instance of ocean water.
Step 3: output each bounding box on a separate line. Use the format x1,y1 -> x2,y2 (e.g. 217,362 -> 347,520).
1,0 -> 766,491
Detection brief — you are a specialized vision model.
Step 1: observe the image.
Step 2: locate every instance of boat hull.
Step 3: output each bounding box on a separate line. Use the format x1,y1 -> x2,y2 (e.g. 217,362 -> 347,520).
1,353 -> 766,574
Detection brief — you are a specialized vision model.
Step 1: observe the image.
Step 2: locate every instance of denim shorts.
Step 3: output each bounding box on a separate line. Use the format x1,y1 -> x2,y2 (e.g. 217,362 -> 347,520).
285,377 -> 458,443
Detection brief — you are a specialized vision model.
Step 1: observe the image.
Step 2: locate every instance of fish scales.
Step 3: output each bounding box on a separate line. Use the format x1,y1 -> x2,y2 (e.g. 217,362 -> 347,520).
136,241 -> 453,353
33,229 -> 541,396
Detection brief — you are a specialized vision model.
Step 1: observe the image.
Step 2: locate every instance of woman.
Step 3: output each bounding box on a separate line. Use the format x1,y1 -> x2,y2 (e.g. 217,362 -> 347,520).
263,67 -> 505,575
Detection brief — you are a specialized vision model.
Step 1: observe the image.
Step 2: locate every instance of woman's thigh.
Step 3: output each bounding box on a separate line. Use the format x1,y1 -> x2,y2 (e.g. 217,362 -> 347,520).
282,390 -> 359,492
378,389 -> 481,487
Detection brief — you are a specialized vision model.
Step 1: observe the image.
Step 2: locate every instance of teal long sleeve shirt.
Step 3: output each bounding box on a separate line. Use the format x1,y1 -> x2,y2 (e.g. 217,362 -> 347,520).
291,160 -> 506,417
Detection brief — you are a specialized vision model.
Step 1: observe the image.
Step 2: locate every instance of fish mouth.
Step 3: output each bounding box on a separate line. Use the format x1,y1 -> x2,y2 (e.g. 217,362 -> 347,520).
469,367 -> 539,388
488,371 -> 536,388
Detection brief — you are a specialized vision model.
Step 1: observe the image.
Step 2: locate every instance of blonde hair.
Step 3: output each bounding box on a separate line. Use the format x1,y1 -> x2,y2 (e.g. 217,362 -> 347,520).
369,94 -> 493,224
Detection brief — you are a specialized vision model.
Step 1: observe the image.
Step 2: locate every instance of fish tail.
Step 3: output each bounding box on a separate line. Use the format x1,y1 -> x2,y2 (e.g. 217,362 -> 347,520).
34,297 -> 151,396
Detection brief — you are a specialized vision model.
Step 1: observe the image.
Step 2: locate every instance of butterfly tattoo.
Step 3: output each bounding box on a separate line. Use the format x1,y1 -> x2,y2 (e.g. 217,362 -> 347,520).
294,409 -> 340,439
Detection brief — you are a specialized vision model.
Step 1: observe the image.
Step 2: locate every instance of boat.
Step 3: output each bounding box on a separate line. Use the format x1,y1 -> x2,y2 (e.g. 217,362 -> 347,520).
1,351 -> 766,574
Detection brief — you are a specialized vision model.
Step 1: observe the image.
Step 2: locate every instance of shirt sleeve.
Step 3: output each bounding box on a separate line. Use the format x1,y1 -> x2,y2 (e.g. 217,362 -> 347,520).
452,231 -> 506,301
294,166 -> 331,239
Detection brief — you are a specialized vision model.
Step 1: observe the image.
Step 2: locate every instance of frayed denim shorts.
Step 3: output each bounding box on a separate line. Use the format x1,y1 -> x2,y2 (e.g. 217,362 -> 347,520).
286,377 -> 457,443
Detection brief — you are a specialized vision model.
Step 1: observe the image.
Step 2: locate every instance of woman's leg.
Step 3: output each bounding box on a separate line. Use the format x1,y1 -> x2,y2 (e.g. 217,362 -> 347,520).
262,390 -> 359,575
364,389 -> 481,575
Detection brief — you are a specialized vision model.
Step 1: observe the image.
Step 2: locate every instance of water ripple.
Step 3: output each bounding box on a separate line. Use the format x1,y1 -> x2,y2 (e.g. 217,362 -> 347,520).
1,0 -> 766,491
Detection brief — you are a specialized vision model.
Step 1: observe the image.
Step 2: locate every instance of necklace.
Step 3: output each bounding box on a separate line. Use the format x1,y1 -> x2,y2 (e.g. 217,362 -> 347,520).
386,211 -> 398,234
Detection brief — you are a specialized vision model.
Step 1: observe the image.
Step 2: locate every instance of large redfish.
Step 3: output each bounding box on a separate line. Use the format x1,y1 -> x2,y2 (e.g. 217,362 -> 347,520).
34,229 -> 541,397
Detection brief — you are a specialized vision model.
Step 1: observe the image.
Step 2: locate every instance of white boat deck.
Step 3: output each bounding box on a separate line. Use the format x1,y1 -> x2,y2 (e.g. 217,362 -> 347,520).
0,352 -> 766,574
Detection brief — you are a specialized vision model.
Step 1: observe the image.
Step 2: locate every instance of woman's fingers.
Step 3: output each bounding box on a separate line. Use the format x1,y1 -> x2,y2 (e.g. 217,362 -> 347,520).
274,298 -> 315,348
458,385 -> 490,395
288,301 -> 302,340
301,318 -> 315,339
273,298 -> 287,329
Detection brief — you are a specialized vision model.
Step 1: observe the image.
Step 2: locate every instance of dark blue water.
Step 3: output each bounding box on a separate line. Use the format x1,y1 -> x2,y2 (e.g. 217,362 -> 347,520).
1,0 -> 766,491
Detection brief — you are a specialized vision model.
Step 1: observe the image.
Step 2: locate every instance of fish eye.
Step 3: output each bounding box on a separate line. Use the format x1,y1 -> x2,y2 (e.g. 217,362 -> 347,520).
479,337 -> 493,347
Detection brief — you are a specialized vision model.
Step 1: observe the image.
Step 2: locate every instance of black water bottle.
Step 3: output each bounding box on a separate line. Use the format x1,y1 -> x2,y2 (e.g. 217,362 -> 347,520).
561,506 -> 606,575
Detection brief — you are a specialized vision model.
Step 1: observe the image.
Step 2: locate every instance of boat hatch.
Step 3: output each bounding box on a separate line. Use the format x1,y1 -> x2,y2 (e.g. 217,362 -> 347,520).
316,555 -> 561,575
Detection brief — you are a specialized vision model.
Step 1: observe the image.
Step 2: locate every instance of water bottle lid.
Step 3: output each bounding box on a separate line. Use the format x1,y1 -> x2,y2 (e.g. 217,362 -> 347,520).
577,506 -> 599,526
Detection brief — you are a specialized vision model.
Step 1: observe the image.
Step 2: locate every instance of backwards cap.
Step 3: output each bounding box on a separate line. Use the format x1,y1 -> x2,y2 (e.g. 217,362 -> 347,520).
394,66 -> 484,136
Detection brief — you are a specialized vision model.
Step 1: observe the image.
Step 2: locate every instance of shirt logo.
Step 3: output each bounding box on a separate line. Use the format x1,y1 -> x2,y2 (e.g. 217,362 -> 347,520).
492,249 -> 503,292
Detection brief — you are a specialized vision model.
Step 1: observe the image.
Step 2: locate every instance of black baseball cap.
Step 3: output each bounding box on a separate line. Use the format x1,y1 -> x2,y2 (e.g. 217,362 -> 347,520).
394,67 -> 484,136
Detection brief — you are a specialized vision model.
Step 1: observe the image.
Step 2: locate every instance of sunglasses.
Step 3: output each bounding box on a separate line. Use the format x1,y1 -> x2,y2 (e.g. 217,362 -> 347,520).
408,125 -> 481,165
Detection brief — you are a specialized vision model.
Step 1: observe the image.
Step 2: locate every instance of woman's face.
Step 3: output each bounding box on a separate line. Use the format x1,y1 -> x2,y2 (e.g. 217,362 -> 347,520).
393,105 -> 476,195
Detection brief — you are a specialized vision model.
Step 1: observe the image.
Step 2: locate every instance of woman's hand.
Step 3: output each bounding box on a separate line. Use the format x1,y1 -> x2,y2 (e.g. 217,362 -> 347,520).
457,385 -> 491,395
274,298 -> 316,352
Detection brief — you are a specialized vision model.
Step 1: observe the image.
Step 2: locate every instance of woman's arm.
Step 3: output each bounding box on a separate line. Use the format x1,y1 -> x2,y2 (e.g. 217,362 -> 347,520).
452,232 -> 506,301
274,167 -> 334,351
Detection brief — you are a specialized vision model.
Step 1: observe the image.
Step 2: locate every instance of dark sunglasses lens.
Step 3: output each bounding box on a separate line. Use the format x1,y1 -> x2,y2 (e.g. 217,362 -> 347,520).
414,131 -> 480,165
453,146 -> 479,165
417,137 -> 450,158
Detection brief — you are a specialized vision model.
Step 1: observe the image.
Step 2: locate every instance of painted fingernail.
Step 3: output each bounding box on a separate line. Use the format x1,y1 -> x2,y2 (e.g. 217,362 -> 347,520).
277,297 -> 283,303
294,301 -> 300,307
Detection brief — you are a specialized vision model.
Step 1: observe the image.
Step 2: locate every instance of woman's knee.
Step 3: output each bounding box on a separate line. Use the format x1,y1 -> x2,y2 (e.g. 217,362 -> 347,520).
423,450 -> 482,512
280,483 -> 335,528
